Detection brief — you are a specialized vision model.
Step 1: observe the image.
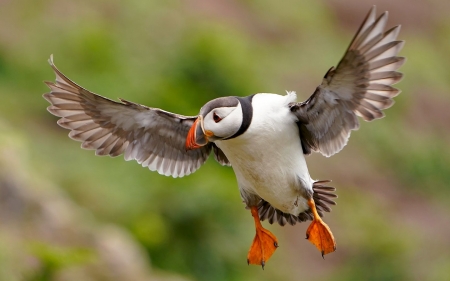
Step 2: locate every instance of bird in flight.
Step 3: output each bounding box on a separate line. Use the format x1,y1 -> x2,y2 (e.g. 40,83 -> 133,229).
44,6 -> 404,269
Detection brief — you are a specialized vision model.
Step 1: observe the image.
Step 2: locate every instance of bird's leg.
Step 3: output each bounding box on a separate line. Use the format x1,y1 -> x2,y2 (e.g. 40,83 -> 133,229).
306,198 -> 336,257
247,206 -> 278,269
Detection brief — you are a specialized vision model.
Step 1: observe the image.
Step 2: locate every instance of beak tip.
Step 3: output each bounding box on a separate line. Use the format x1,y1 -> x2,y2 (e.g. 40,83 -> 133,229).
185,117 -> 204,150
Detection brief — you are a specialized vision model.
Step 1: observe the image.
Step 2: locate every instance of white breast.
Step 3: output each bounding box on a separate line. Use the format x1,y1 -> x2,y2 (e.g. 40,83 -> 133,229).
216,93 -> 314,215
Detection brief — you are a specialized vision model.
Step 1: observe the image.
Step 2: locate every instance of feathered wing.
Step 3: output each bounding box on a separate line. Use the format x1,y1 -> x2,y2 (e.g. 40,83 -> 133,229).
43,55 -> 226,177
290,6 -> 405,157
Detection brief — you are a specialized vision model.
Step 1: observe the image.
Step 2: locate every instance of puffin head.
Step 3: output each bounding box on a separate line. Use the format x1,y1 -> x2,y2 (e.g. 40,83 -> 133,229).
185,96 -> 248,150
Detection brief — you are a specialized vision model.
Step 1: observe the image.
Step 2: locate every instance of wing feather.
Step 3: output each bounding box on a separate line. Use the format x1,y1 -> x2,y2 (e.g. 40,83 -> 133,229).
290,6 -> 405,157
44,56 -> 213,177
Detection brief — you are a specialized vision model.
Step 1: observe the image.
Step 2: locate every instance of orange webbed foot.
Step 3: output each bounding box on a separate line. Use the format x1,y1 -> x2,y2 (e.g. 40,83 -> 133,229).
306,198 -> 336,257
247,206 -> 278,269
306,217 -> 336,257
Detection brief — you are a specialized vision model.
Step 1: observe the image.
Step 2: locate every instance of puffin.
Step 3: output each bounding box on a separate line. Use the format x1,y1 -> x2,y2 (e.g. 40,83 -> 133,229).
43,6 -> 404,268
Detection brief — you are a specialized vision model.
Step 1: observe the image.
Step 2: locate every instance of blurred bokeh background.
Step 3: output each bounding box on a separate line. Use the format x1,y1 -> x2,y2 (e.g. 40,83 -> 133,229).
1,0 -> 450,280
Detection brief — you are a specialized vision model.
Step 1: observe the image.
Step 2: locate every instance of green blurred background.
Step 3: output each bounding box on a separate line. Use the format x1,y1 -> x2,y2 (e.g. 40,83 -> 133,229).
1,0 -> 450,280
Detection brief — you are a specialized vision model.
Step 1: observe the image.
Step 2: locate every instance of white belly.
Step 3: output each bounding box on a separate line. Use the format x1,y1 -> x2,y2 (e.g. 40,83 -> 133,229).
215,93 -> 314,215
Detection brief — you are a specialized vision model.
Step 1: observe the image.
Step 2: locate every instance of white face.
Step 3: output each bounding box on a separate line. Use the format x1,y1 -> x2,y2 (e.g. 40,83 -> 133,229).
202,103 -> 243,140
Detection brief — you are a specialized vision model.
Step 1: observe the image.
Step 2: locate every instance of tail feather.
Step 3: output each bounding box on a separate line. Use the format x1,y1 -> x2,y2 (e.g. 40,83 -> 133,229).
257,180 -> 337,226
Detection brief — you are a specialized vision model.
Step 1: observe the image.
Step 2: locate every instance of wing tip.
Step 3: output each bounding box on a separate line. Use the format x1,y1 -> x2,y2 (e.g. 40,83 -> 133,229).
48,54 -> 54,66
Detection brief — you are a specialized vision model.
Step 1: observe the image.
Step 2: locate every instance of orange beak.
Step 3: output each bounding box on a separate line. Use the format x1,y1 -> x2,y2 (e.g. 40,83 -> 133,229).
185,117 -> 209,150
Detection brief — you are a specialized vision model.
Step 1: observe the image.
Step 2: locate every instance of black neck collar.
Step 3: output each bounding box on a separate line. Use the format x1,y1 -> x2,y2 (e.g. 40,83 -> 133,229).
224,95 -> 254,140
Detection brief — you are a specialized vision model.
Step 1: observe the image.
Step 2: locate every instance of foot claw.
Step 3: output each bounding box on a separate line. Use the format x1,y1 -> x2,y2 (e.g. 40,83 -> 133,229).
261,261 -> 265,270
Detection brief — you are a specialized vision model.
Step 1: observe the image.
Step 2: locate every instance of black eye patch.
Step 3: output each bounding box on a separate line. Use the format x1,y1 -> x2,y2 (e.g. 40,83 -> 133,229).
213,112 -> 222,123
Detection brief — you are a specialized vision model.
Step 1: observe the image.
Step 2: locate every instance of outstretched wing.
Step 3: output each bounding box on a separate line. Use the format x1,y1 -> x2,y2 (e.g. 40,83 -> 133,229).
43,55 -> 218,177
290,6 -> 405,157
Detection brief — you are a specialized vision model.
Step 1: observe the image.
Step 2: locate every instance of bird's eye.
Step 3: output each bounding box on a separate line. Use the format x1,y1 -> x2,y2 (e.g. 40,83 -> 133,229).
213,112 -> 222,123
